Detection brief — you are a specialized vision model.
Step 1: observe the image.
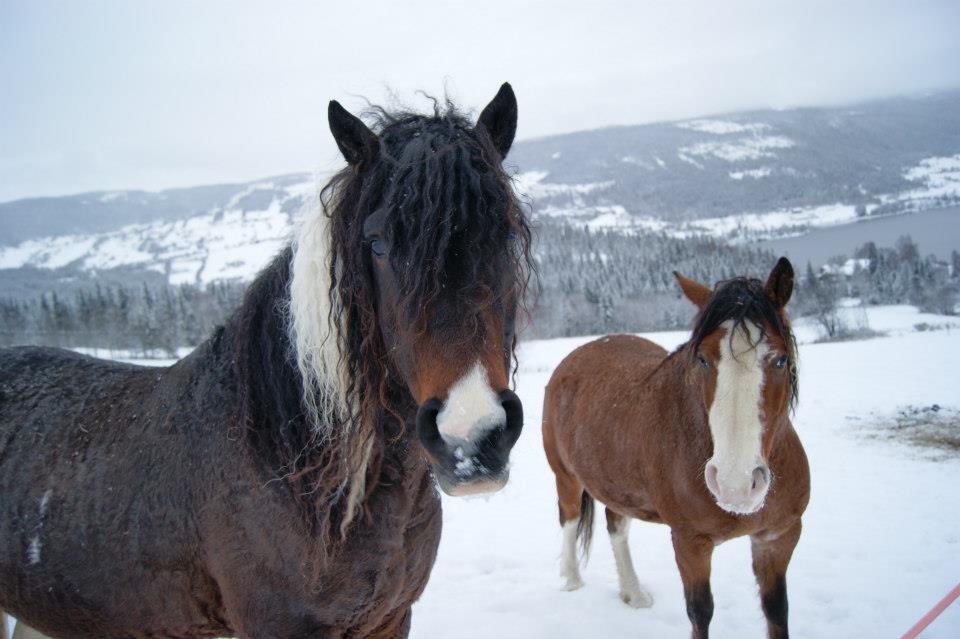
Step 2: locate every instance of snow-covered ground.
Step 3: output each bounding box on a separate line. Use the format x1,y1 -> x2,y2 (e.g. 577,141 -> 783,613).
7,307 -> 959,637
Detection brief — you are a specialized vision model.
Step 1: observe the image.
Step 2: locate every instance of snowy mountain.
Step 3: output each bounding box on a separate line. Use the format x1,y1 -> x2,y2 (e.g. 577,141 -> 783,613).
509,90 -> 960,238
1,91 -> 959,297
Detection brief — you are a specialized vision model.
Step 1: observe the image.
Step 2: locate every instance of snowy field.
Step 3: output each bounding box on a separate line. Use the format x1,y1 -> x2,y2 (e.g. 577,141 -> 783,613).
7,307 -> 959,638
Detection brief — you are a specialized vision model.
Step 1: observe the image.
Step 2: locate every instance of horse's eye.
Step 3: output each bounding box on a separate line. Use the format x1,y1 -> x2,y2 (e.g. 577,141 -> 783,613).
773,355 -> 788,369
697,354 -> 710,369
370,239 -> 387,257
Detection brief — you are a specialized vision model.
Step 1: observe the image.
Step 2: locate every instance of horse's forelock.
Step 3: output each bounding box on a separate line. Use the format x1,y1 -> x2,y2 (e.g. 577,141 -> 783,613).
689,277 -> 799,409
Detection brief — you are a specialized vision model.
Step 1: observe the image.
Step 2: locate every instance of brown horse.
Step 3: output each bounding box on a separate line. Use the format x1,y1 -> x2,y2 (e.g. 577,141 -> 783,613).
0,84 -> 531,638
542,258 -> 809,639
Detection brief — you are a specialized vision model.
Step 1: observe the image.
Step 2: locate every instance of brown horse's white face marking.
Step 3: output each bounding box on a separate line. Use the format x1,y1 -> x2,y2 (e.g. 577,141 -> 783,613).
676,258 -> 795,515
701,320 -> 775,514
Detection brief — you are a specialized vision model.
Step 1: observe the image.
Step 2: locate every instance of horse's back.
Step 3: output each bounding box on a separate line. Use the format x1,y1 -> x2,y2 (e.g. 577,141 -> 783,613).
0,345 -> 158,438
543,334 -> 666,442
0,346 -> 214,636
545,334 -> 666,405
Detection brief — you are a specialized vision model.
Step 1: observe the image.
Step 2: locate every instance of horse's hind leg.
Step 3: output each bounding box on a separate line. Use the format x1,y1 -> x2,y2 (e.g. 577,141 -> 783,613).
554,471 -> 589,591
605,508 -> 653,608
543,411 -> 590,591
751,520 -> 802,639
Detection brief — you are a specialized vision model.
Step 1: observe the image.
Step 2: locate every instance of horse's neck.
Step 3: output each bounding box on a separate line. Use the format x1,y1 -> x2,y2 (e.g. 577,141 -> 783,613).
653,345 -> 712,452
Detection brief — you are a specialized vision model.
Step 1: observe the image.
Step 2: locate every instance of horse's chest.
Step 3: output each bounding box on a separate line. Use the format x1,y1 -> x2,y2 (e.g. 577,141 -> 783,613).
273,467 -> 442,634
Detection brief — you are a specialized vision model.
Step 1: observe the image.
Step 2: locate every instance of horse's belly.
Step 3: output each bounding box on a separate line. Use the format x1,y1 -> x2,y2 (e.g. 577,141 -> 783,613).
583,473 -> 661,521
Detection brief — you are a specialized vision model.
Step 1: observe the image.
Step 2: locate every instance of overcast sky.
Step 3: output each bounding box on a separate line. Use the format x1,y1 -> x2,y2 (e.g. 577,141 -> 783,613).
2,0 -> 959,202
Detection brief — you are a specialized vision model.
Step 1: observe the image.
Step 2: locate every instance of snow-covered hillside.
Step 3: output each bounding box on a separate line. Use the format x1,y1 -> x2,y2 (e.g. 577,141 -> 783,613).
0,152 -> 956,290
0,176 -> 315,286
517,152 -> 960,240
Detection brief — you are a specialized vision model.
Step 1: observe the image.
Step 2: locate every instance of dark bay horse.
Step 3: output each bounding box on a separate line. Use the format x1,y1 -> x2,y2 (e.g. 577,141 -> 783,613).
0,83 -> 532,638
543,258 -> 809,639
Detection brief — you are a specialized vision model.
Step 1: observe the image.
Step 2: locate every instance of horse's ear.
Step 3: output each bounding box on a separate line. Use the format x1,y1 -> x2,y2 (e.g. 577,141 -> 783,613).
674,271 -> 712,310
328,100 -> 379,167
764,257 -> 794,309
476,82 -> 518,159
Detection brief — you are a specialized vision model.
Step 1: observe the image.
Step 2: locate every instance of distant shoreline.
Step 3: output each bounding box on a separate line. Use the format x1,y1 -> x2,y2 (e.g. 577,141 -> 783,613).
757,205 -> 959,267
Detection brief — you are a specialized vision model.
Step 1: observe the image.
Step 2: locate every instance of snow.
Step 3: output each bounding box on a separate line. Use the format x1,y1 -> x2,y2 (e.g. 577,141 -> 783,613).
514,171 -> 614,198
410,307 -> 960,638
517,154 -> 955,243
893,154 -> 960,209
0,183 -> 310,285
729,167 -> 772,180
820,257 -> 871,277
678,202 -> 859,241
679,136 -> 795,163
676,152 -> 704,169
536,203 -> 669,233
4,307 -> 952,637
676,120 -> 771,135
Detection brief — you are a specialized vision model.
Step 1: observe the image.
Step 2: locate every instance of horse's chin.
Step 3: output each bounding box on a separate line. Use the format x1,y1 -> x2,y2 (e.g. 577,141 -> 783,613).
714,496 -> 766,516
437,472 -> 509,497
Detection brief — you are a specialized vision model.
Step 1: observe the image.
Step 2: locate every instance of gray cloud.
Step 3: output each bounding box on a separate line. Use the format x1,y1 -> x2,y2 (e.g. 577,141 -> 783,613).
1,0 -> 958,201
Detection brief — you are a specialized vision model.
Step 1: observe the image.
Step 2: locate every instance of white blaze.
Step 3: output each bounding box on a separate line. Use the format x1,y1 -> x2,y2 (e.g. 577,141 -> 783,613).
706,320 -> 769,513
435,362 -> 506,443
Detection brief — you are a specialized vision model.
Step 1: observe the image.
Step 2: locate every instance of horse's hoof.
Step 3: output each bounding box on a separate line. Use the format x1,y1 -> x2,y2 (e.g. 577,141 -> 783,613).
561,577 -> 584,591
620,588 -> 654,608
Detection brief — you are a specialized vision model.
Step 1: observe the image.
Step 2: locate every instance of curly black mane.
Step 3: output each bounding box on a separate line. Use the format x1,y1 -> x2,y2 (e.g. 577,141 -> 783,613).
689,276 -> 799,409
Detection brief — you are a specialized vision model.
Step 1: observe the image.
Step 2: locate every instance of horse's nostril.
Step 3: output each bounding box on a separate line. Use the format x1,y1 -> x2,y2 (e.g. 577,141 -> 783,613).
704,462 -> 720,495
752,466 -> 770,491
415,398 -> 447,459
498,389 -> 524,447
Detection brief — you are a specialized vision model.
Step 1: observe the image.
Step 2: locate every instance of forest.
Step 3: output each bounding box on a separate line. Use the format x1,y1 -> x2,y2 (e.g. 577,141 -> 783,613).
0,225 -> 956,356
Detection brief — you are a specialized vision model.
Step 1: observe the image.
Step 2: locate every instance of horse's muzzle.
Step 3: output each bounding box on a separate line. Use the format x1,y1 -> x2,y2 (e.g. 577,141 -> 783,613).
415,389 -> 523,496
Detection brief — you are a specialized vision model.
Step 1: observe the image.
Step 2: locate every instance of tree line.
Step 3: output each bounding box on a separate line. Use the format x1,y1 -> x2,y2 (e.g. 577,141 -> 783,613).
0,282 -> 244,357
794,236 -> 959,339
0,227 -> 956,355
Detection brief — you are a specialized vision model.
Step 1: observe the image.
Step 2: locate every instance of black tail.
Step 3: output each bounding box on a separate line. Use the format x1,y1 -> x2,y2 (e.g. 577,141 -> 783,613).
576,491 -> 594,562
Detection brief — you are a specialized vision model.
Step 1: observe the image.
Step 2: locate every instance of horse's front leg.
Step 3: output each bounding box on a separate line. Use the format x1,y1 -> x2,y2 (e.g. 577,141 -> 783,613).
671,530 -> 715,639
751,519 -> 802,639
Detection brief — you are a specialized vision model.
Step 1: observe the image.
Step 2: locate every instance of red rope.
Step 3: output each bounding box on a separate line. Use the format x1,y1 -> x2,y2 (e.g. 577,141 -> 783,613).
900,582 -> 960,639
